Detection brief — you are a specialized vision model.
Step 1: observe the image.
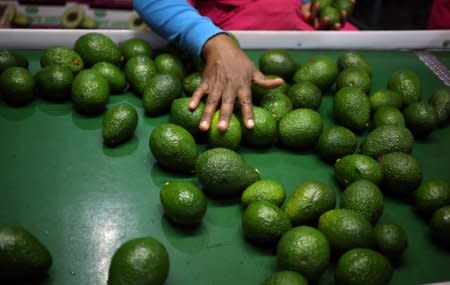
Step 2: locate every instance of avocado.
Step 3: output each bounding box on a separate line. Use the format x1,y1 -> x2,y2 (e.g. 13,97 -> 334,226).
92,62 -> 127,93
0,50 -> 29,73
196,148 -> 260,198
120,38 -> 152,62
0,224 -> 52,282
102,103 -> 138,146
142,73 -> 183,116
71,69 -> 110,115
74,33 -> 122,66
318,6 -> 341,27
361,125 -> 414,158
333,87 -> 371,132
40,46 -> 84,73
125,55 -> 157,96
62,5 -> 85,29
149,123 -> 198,173
293,55 -> 338,91
387,70 -> 421,105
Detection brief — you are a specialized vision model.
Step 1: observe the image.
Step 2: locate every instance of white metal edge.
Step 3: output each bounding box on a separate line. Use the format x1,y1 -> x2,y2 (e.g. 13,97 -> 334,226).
0,29 -> 167,50
0,29 -> 450,50
234,30 -> 450,50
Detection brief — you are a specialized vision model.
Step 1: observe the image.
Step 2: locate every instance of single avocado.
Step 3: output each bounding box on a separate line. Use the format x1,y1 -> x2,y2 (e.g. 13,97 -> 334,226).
120,38 -> 153,62
333,87 -> 371,132
36,65 -> 73,101
369,89 -> 403,111
334,154 -> 384,187
183,72 -> 202,96
0,50 -> 29,73
0,224 -> 52,282
208,111 -> 243,150
170,97 -> 205,136
428,88 -> 450,126
336,68 -> 371,94
0,66 -> 35,106
107,237 -> 169,285
337,51 -> 372,76
293,55 -> 338,91
149,123 -> 198,173
102,103 -> 138,146
242,201 -> 292,246
160,181 -> 207,226
318,6 -> 341,27
71,69 -> 110,115
74,32 -> 122,66
387,70 -> 421,105
143,73 -> 183,116
315,126 -> 357,162
40,46 -> 84,73
92,62 -> 127,93
196,148 -> 260,198
61,5 -> 85,29
125,55 -> 157,96
403,102 -> 438,138
154,53 -> 186,80
361,125 -> 414,158
259,49 -> 298,82
260,92 -> 293,121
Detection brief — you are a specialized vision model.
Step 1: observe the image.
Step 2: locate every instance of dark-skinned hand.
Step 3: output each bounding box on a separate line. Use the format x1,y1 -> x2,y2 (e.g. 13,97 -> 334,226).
188,34 -> 284,132
303,0 -> 356,30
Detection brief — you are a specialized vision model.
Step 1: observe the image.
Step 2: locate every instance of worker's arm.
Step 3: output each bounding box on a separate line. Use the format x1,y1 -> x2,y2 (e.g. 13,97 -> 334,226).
133,0 -> 283,131
132,0 -> 223,56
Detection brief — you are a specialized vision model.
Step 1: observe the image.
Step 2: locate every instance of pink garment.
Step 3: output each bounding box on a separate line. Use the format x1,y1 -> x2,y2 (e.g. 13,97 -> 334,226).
188,0 -> 357,31
429,0 -> 450,29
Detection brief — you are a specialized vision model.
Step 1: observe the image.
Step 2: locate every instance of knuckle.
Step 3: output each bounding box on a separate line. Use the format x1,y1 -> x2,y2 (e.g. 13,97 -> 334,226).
223,96 -> 235,104
206,96 -> 219,105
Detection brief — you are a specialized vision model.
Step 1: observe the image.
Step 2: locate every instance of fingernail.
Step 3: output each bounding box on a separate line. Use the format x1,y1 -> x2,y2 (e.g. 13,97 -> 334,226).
247,119 -> 255,128
200,121 -> 209,129
218,120 -> 228,130
188,102 -> 195,110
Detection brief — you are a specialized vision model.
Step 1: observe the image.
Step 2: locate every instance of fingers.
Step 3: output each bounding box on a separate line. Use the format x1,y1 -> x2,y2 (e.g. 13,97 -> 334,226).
189,82 -> 208,110
238,87 -> 254,129
199,88 -> 221,131
218,86 -> 235,132
341,10 -> 348,23
318,16 -> 329,30
309,2 -> 320,23
253,71 -> 284,88
333,22 -> 342,30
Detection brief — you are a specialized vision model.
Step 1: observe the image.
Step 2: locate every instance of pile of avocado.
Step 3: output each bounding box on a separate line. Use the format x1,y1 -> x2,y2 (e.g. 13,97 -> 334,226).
1,32 -> 450,285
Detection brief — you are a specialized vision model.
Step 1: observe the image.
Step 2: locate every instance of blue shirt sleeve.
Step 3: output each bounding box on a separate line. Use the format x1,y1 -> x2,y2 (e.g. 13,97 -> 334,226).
133,0 -> 225,56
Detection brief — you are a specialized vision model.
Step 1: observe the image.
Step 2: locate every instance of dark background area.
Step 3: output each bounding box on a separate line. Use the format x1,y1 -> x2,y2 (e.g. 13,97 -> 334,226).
351,0 -> 433,30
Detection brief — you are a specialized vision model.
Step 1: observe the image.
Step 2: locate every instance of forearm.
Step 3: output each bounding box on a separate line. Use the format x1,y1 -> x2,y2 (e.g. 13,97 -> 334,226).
133,0 -> 224,56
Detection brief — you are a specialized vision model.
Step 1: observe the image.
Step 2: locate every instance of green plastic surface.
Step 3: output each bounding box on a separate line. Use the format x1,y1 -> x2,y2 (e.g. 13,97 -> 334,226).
1,50 -> 449,285
433,51 -> 450,69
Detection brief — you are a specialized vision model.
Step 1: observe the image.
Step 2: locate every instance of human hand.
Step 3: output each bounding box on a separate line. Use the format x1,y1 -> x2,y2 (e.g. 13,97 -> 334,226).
188,34 -> 284,132
305,0 -> 355,30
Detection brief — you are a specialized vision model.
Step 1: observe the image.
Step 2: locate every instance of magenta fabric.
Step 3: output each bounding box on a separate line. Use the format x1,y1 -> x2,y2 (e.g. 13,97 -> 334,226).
188,0 -> 357,31
429,0 -> 450,29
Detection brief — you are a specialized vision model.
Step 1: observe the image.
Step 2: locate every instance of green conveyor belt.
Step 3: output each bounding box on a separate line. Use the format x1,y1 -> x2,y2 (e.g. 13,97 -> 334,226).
0,49 -> 449,285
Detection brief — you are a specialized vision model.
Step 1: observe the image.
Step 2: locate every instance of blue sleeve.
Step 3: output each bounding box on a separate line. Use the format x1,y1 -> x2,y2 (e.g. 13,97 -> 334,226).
133,0 -> 225,56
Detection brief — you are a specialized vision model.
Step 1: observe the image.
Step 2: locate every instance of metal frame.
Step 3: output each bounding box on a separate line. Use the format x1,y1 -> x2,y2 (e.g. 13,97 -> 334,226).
0,29 -> 449,50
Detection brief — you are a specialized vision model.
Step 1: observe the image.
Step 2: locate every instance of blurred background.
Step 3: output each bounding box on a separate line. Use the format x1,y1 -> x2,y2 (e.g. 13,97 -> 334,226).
0,0 -> 445,30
